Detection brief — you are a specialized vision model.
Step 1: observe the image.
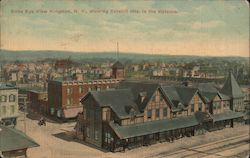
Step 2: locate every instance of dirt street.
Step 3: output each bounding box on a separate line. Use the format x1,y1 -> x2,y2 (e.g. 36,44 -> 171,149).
16,112 -> 249,158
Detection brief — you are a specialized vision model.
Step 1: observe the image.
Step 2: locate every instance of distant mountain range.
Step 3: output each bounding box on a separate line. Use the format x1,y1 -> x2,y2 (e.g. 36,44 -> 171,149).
0,49 -> 247,62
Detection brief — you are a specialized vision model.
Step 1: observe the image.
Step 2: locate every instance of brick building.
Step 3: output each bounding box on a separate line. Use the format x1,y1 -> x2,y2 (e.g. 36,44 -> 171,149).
112,61 -> 125,79
75,73 -> 245,152
27,90 -> 48,113
48,61 -> 124,120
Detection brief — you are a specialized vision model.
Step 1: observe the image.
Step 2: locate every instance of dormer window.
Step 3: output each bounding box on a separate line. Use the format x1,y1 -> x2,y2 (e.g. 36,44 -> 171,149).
139,92 -> 147,103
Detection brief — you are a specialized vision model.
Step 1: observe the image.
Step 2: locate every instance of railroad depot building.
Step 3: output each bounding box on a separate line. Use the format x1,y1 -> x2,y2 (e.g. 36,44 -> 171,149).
48,61 -> 124,119
75,73 -> 245,152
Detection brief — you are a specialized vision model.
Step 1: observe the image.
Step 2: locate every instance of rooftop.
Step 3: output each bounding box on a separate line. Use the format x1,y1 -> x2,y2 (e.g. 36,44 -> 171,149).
0,125 -> 39,152
0,83 -> 17,90
112,61 -> 124,69
220,72 -> 244,98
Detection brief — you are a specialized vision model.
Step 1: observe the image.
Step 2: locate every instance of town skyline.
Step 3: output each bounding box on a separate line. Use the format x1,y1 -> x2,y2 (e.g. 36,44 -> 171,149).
1,0 -> 249,57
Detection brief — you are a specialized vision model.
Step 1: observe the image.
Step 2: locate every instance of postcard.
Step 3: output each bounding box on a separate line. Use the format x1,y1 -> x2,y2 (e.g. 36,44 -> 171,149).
0,0 -> 249,158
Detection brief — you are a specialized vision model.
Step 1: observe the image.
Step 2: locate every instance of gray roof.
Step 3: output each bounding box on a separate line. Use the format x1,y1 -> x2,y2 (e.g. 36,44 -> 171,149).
86,89 -> 139,118
119,81 -> 160,112
109,110 -> 244,139
0,83 -> 17,90
212,110 -> 244,122
199,91 -> 217,103
109,115 -> 199,139
112,61 -> 124,69
220,73 -> 244,98
81,81 -> 161,118
0,126 -> 39,152
193,82 -> 218,93
161,86 -> 198,110
192,82 -> 230,102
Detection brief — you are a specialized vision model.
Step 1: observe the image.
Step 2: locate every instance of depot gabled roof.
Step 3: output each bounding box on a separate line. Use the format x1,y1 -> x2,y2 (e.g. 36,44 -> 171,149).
81,89 -> 140,118
161,86 -> 199,110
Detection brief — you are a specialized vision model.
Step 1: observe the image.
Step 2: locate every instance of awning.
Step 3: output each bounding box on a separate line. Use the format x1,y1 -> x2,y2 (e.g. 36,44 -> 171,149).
63,107 -> 83,118
212,111 -> 244,122
109,115 -> 199,139
0,125 -> 39,152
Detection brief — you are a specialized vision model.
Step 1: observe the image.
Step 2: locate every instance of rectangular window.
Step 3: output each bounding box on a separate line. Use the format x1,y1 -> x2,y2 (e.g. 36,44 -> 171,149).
94,110 -> 99,120
94,130 -> 99,140
218,103 -> 221,109
11,105 -> 15,115
107,133 -> 111,143
163,107 -> 168,117
213,102 -> 217,110
102,110 -> 107,121
104,132 -> 108,143
86,127 -> 90,137
191,104 -> 194,112
79,86 -> 84,93
147,110 -> 152,119
2,106 -> 6,115
67,87 -> 72,94
198,103 -> 202,111
83,109 -> 87,120
67,98 -> 70,105
80,125 -> 84,133
1,95 -> 7,102
155,109 -> 160,119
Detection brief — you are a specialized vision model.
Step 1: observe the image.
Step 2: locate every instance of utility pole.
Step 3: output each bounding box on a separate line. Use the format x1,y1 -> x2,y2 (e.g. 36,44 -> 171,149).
24,98 -> 27,134
116,42 -> 119,60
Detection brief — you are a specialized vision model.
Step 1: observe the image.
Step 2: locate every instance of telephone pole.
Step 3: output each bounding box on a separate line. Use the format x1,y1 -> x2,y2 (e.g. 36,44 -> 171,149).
116,42 -> 119,60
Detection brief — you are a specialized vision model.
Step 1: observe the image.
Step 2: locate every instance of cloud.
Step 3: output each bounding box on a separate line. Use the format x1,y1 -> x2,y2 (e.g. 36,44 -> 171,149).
191,20 -> 224,29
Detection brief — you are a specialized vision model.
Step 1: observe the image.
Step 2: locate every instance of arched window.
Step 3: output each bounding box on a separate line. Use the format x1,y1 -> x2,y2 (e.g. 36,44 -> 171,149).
9,94 -> 16,102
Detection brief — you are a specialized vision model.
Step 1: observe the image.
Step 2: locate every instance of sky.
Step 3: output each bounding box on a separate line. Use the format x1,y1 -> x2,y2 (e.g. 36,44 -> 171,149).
0,0 -> 249,57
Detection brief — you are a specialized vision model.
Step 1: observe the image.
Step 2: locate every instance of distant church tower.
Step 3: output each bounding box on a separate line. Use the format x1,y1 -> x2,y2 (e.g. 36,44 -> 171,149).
112,42 -> 125,79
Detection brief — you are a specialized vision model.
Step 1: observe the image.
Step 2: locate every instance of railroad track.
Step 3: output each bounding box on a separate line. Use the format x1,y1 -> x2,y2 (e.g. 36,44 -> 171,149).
149,134 -> 249,158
